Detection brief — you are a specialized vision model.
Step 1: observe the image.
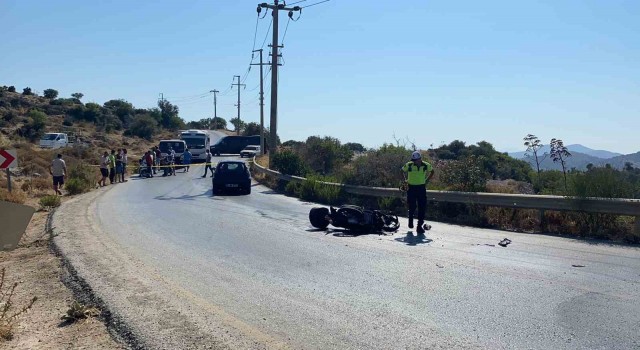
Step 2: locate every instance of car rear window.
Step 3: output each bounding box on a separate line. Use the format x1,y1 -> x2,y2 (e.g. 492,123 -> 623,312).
218,163 -> 246,174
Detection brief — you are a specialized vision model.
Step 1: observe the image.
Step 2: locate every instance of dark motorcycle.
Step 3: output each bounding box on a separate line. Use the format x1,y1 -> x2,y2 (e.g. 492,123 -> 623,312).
309,205 -> 400,234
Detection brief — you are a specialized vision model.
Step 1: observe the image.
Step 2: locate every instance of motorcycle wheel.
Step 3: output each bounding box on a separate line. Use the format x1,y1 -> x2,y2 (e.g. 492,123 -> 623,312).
309,207 -> 330,229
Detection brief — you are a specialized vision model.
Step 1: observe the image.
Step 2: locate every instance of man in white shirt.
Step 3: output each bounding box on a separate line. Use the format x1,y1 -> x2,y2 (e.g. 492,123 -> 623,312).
50,153 -> 67,195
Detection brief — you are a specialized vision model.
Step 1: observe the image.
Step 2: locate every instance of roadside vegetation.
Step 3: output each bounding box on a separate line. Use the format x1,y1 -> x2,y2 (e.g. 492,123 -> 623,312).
255,135 -> 640,243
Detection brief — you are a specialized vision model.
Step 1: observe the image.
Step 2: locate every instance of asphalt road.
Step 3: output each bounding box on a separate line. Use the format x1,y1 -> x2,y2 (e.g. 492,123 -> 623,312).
53,132 -> 640,349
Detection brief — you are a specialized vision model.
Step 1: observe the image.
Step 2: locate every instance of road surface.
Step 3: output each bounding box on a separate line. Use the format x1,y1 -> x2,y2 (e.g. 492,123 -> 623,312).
53,133 -> 640,349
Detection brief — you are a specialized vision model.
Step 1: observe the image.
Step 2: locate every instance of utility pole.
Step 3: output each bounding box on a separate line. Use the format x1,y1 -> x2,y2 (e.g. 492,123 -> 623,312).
159,93 -> 164,103
258,1 -> 302,166
209,89 -> 219,129
232,76 -> 246,136
251,49 -> 268,155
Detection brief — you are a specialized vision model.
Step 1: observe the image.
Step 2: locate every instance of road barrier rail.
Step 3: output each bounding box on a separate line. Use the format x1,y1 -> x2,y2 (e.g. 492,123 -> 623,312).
252,159 -> 640,234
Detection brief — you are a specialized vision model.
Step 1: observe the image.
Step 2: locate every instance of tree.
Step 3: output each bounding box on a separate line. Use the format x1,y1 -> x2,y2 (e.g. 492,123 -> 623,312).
242,122 -> 261,136
104,99 -> 134,126
550,138 -> 572,193
271,149 -> 307,176
523,134 -> 547,176
8,86 -> 16,93
126,115 -> 158,140
22,87 -> 33,95
43,89 -> 58,99
229,117 -> 245,133
345,142 -> 366,153
301,136 -> 353,175
439,156 -> 487,192
157,100 -> 184,129
212,116 -> 227,129
71,92 -> 84,100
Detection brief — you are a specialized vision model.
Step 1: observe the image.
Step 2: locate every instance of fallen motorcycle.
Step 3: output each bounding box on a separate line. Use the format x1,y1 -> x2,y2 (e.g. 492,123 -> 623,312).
309,205 -> 400,234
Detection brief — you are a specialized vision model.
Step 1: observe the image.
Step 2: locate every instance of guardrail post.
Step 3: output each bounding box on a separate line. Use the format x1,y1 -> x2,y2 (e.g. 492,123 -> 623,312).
635,216 -> 640,236
538,209 -> 545,233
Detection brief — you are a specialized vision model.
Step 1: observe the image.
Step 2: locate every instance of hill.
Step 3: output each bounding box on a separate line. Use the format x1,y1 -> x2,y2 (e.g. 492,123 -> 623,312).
508,144 -> 636,171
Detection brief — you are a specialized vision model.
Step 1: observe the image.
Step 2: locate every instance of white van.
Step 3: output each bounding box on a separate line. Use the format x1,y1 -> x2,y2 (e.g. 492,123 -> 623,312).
39,133 -> 69,149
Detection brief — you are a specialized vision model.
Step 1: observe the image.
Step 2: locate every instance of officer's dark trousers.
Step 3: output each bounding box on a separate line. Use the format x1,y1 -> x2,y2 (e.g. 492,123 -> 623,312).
407,185 -> 427,224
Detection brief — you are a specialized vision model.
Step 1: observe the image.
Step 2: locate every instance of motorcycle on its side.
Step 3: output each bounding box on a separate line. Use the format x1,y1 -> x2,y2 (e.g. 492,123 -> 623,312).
309,205 -> 400,234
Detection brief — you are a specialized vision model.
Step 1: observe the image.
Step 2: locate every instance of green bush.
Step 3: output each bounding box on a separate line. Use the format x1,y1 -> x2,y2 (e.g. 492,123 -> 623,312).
66,164 -> 94,194
271,150 -> 307,176
39,195 -> 61,208
126,115 -> 158,140
43,89 -> 58,99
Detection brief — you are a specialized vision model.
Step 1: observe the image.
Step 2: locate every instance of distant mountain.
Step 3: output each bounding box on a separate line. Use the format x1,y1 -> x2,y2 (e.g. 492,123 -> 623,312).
564,144 -> 622,159
508,147 -> 639,171
508,144 -> 621,160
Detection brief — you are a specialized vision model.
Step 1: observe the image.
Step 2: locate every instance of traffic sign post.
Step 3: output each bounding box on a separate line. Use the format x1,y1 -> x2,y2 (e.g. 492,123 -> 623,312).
0,149 -> 18,193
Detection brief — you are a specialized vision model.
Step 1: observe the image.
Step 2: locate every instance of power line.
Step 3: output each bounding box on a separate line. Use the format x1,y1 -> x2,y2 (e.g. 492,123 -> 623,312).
260,18 -> 273,50
303,0 -> 330,9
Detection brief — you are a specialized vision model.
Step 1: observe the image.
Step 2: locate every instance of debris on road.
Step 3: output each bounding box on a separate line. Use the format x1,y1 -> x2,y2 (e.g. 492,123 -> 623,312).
436,263 -> 444,268
572,264 -> 586,268
498,238 -> 512,247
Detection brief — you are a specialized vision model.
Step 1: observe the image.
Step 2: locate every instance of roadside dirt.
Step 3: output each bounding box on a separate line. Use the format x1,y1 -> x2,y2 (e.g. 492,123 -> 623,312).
0,201 -> 124,349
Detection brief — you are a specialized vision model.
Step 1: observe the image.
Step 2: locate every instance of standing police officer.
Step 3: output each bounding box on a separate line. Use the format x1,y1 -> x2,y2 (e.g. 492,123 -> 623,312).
401,151 -> 435,234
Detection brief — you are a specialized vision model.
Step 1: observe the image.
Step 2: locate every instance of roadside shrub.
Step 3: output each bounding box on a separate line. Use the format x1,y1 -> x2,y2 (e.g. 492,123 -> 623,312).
65,178 -> 91,195
0,189 -> 27,204
271,149 -> 307,176
20,178 -> 50,192
39,195 -> 61,208
125,115 -> 157,140
66,164 -> 94,194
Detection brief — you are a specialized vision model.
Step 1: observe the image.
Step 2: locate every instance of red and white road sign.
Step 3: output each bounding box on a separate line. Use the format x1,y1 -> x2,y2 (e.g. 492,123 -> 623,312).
0,149 -> 17,169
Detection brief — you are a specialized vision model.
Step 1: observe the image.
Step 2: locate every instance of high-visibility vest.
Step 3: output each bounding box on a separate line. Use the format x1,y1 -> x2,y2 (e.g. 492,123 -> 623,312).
401,161 -> 433,185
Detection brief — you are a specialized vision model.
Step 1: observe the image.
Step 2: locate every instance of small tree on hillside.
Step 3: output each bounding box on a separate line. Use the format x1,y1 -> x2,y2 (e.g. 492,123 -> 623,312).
8,86 -> 16,92
71,92 -> 84,100
523,134 -> 547,176
229,117 -> 245,133
43,89 -> 58,99
22,87 -> 33,95
212,116 -> 227,129
550,138 -> 572,193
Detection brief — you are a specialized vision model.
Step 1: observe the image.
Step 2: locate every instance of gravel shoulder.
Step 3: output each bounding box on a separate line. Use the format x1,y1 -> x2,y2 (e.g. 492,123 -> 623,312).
51,186 -> 284,350
0,207 -> 123,349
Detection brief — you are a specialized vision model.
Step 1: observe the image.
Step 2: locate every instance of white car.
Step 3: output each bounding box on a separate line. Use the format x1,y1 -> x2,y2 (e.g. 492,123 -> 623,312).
239,145 -> 261,158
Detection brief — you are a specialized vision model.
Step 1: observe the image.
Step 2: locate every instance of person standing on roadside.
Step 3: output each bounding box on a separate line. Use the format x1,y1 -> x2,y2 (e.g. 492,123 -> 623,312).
182,148 -> 192,173
122,149 -> 128,182
145,150 -> 154,178
202,149 -> 213,177
115,153 -> 124,183
401,151 -> 435,234
154,146 -> 162,174
99,151 -> 109,187
108,149 -> 117,184
50,153 -> 67,195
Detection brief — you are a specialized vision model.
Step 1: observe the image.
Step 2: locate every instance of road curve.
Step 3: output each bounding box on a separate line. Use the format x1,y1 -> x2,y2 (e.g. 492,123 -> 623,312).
53,148 -> 640,349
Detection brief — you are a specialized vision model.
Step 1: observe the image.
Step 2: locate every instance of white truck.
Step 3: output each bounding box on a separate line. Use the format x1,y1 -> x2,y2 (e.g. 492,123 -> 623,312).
39,133 -> 70,149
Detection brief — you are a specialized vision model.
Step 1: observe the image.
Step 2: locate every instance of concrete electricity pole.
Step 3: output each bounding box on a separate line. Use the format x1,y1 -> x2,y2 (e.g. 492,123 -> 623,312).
209,89 -> 219,129
251,49 -> 268,155
258,0 -> 302,165
232,76 -> 246,135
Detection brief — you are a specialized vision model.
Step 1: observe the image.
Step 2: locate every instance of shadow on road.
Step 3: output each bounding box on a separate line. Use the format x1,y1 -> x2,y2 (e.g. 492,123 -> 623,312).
395,231 -> 433,246
154,190 -> 212,201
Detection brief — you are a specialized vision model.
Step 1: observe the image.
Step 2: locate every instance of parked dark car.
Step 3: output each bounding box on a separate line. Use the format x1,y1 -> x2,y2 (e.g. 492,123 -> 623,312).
212,161 -> 252,195
210,135 -> 260,156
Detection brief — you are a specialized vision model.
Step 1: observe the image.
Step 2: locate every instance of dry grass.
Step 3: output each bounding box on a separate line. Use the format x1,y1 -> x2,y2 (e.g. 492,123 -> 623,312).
0,188 -> 27,204
0,268 -> 38,341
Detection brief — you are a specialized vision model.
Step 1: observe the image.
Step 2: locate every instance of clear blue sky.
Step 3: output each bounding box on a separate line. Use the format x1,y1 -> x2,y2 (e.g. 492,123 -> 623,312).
2,0 -> 639,154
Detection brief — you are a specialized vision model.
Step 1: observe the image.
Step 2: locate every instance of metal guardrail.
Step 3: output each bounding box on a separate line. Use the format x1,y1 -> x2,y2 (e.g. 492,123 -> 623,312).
251,159 -> 640,234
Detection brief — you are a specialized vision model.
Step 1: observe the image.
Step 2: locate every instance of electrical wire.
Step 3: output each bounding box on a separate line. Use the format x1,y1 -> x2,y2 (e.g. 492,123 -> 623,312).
260,18 -> 273,50
281,17 -> 291,45
303,0 -> 330,8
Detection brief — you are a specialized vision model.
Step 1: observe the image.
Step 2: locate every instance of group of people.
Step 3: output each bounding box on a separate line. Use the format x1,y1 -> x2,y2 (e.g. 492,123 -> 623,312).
98,149 -> 129,187
140,146 -> 193,178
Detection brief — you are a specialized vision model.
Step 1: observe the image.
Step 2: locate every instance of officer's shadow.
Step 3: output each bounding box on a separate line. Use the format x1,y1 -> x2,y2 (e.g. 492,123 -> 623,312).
395,231 -> 432,246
